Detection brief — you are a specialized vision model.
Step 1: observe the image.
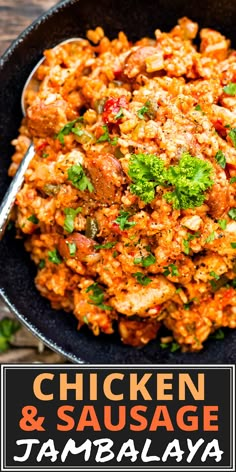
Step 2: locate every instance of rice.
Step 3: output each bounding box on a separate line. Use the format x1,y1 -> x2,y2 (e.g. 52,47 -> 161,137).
9,17 -> 236,351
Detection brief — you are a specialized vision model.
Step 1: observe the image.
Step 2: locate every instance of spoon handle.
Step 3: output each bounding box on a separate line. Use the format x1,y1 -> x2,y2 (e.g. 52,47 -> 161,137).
0,143 -> 35,240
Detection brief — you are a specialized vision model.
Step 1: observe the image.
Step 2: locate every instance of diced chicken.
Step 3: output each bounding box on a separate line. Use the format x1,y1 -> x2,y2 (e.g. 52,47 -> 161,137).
193,252 -> 228,283
58,233 -> 96,262
27,96 -> 73,138
110,276 -> 175,316
200,28 -> 230,61
86,152 -> 124,204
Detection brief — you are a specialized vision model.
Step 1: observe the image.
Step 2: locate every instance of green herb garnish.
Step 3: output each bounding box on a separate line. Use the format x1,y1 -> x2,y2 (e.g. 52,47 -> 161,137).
27,215 -> 39,224
210,328 -> 225,340
206,231 -> 215,243
134,253 -> 156,267
67,242 -> 77,256
160,341 -> 180,352
63,207 -> 82,233
231,242 -> 236,249
228,208 -> 236,220
128,153 -> 166,203
38,259 -> 45,269
230,176 -> 236,184
48,249 -> 62,265
218,219 -> 227,230
163,264 -> 179,277
195,104 -> 202,111
86,283 -> 112,311
229,128 -> 236,148
67,164 -> 94,193
164,153 -> 214,209
132,272 -> 152,285
95,242 -> 117,250
223,83 -> 236,96
0,317 -> 21,352
114,108 -> 124,120
215,150 -> 226,169
56,118 -> 83,145
114,210 -> 136,231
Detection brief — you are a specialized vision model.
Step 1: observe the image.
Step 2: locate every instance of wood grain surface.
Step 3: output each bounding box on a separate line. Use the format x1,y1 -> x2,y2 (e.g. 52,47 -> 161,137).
0,0 -> 57,56
0,0 -> 67,363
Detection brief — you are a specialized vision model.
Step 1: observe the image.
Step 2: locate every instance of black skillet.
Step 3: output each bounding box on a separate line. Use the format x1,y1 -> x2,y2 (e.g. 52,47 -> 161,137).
0,0 -> 236,364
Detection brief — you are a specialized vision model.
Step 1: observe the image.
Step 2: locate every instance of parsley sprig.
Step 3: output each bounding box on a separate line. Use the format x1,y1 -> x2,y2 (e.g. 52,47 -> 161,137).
128,152 -> 214,209
56,118 -> 83,145
132,272 -> 152,285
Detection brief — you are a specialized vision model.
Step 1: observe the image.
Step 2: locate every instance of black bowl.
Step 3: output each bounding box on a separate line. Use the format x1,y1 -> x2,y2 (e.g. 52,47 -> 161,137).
1,0 -> 236,364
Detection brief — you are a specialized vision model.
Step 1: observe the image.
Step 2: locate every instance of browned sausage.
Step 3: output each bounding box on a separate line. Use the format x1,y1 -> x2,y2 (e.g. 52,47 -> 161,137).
86,152 -> 124,204
27,97 -> 72,138
124,46 -> 158,78
58,233 -> 96,261
207,168 -> 230,219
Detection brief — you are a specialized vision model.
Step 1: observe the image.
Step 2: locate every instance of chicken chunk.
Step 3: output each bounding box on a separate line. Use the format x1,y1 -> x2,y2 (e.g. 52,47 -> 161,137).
110,276 -> 175,316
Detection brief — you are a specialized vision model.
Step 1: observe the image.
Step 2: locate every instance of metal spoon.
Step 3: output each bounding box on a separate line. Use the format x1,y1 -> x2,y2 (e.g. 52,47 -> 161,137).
0,38 -> 82,240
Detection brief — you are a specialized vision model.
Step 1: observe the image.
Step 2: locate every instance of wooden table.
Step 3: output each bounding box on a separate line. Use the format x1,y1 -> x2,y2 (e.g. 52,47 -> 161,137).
0,0 -> 67,363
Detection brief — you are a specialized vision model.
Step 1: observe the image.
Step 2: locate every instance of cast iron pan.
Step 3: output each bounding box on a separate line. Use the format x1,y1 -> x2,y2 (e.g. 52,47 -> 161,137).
0,0 -> 236,364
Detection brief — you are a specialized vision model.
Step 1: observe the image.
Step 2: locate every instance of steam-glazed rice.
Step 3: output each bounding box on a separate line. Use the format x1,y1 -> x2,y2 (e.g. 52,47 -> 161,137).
9,18 -> 236,351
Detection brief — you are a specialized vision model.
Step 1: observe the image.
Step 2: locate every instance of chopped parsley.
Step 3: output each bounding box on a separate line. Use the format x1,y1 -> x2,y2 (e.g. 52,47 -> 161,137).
129,152 -> 214,208
67,242 -> 77,257
112,250 -> 119,258
114,108 -> 124,120
95,242 -> 117,250
160,341 -> 180,352
67,164 -> 94,193
0,317 -> 21,352
132,272 -> 152,285
228,208 -> 236,220
215,150 -> 226,169
134,253 -> 156,267
230,176 -> 236,184
164,153 -> 214,209
231,242 -> 236,249
128,153 -> 166,203
71,125 -> 95,144
206,231 -> 215,243
38,259 -> 45,269
96,125 -> 118,145
163,264 -> 179,277
137,101 -> 151,119
223,83 -> 236,96
210,328 -> 225,340
114,210 -> 136,231
27,214 -> 39,224
195,104 -> 202,111
218,219 -> 227,230
56,118 -> 83,145
86,283 -> 112,311
48,249 -> 62,265
229,128 -> 236,148
183,231 -> 201,254
210,271 -> 220,280
63,207 -> 82,233
42,152 -> 49,158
